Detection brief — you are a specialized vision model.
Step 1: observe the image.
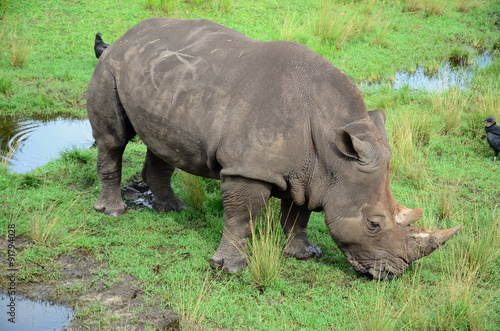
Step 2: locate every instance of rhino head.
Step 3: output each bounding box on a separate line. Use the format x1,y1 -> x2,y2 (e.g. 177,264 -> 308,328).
321,110 -> 462,280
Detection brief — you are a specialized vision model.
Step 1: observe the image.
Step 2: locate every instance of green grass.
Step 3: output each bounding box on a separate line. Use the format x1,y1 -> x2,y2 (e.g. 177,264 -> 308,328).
1,0 -> 499,329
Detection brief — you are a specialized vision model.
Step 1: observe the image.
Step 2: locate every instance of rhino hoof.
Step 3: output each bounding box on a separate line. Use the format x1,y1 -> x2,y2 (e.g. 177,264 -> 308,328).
153,198 -> 186,212
94,202 -> 127,217
209,255 -> 247,273
284,243 -> 323,260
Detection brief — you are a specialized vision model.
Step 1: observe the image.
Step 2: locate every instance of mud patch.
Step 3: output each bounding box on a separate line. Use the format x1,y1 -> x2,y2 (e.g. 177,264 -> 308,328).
122,180 -> 155,210
0,237 -> 179,330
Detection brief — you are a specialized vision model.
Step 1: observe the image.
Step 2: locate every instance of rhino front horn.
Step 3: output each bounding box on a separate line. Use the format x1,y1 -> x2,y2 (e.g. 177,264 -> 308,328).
409,223 -> 463,261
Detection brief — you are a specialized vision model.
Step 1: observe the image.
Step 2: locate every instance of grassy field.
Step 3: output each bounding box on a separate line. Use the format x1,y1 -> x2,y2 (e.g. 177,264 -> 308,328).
1,0 -> 500,329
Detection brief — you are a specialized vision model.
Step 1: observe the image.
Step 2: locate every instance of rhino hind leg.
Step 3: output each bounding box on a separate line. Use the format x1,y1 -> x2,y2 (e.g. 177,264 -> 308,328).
142,149 -> 185,212
88,71 -> 135,217
209,175 -> 272,272
280,199 -> 323,260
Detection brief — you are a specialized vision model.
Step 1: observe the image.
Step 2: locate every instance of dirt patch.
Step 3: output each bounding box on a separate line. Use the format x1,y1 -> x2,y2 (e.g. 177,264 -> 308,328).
0,236 -> 180,330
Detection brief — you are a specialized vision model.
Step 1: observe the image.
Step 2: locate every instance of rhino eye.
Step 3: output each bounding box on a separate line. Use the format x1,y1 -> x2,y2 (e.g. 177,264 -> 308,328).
367,220 -> 381,231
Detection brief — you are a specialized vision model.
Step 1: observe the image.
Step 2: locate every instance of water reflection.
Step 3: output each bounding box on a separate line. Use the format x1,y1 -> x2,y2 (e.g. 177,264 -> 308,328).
0,294 -> 74,330
361,51 -> 492,91
0,115 -> 93,173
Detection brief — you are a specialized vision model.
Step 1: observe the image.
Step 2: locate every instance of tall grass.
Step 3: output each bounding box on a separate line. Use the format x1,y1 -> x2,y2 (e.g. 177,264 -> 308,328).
10,31 -> 29,67
402,0 -> 444,15
211,0 -> 233,13
389,111 -> 431,182
245,198 -> 288,289
0,76 -> 13,96
145,0 -> 178,15
313,1 -> 362,49
178,170 -> 206,212
28,193 -> 83,246
454,0 -> 486,12
436,183 -> 456,220
426,0 -> 445,16
281,13 -> 308,44
430,87 -> 471,135
171,272 -> 227,330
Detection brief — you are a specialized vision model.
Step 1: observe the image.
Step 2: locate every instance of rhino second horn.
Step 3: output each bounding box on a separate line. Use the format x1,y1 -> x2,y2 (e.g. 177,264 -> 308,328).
409,223 -> 463,261
396,206 -> 423,226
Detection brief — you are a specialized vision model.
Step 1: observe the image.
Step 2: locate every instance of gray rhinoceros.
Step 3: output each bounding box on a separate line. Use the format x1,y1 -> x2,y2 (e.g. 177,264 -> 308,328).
87,18 -> 462,280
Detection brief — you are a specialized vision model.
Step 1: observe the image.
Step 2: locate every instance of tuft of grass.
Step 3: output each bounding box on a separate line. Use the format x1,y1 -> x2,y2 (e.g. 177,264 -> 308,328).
402,0 -> 425,13
436,183 -> 456,220
430,87 -> 471,135
448,45 -> 471,66
281,12 -> 308,44
351,280 -> 402,331
145,0 -> 178,15
211,0 -> 233,13
171,272 -> 227,331
426,0 -> 445,16
454,0 -> 486,12
245,198 -> 288,289
389,111 -> 430,182
10,31 -> 30,68
178,170 -> 206,212
447,207 -> 500,282
369,21 -> 391,48
313,1 -> 362,49
28,193 -> 83,246
0,76 -> 14,96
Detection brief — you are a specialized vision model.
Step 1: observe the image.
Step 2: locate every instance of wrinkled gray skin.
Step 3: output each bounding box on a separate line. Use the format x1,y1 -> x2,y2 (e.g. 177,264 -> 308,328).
87,18 -> 462,280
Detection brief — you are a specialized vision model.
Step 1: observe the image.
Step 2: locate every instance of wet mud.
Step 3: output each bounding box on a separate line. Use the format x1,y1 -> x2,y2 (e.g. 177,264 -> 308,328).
121,180 -> 155,211
0,236 -> 180,330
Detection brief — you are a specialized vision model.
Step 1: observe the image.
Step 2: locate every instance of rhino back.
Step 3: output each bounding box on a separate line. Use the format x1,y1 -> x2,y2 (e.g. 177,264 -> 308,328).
95,18 -> 366,190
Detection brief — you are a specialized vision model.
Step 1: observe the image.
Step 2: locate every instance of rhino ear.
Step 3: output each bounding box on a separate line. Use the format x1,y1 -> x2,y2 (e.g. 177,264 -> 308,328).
335,130 -> 377,165
368,110 -> 388,138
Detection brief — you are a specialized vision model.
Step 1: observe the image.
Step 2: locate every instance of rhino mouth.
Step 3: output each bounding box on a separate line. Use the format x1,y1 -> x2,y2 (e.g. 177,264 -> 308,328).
342,249 -> 409,280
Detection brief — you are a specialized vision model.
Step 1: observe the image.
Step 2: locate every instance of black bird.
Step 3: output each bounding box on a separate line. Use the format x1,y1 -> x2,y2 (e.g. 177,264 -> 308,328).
482,116 -> 500,161
94,32 -> 109,59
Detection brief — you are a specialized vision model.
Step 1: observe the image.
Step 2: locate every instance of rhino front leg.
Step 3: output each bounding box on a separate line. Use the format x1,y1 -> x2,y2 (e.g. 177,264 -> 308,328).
209,176 -> 272,272
142,149 -> 185,212
280,199 -> 323,260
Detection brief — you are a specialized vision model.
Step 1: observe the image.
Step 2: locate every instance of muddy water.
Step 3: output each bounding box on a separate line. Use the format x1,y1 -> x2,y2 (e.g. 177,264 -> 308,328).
361,51 -> 492,91
0,294 -> 74,330
0,115 -> 93,173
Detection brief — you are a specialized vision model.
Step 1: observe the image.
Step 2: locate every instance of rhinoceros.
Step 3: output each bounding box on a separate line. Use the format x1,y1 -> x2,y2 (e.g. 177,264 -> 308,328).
87,18 -> 462,280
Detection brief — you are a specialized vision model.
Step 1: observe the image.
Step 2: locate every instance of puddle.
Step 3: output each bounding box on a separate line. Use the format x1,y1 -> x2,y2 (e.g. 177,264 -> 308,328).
361,50 -> 493,91
0,294 -> 74,330
0,115 -> 94,173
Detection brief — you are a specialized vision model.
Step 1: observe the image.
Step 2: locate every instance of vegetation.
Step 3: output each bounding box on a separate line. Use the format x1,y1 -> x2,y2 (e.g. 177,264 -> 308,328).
0,0 -> 499,329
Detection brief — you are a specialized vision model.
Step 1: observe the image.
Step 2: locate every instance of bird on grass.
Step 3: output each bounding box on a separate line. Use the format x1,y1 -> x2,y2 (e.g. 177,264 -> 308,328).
94,32 -> 109,59
482,116 -> 500,161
